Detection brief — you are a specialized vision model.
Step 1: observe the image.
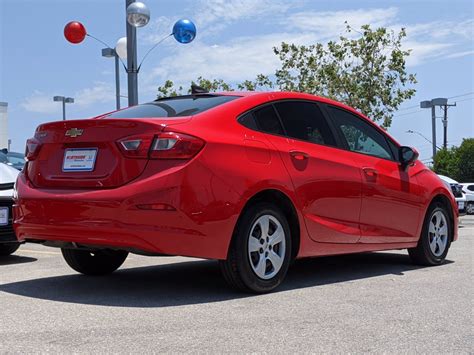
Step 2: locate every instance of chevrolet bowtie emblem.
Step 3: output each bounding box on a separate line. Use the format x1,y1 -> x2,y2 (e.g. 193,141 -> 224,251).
65,128 -> 84,138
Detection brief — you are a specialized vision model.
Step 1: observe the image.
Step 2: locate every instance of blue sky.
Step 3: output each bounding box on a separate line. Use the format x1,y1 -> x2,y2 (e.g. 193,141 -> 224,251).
1,0 -> 473,161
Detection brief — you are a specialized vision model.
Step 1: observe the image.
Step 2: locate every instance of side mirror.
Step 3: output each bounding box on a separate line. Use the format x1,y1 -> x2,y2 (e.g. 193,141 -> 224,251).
399,146 -> 419,168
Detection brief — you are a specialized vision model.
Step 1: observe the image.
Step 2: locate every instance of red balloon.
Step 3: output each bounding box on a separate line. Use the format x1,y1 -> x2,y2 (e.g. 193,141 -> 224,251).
64,21 -> 86,44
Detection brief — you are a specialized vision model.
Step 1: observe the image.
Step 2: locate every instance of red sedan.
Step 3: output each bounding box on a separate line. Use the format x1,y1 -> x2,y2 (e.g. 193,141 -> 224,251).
14,91 -> 458,293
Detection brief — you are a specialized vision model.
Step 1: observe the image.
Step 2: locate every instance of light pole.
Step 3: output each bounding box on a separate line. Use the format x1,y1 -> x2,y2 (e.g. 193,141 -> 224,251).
102,48 -> 120,110
53,96 -> 74,121
63,3 -> 196,108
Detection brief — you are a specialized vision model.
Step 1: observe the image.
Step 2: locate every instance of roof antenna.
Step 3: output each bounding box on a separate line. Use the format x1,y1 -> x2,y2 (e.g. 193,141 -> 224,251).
191,83 -> 209,94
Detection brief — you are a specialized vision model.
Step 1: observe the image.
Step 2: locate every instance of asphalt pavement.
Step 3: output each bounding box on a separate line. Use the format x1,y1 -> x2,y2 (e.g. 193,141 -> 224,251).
0,216 -> 472,353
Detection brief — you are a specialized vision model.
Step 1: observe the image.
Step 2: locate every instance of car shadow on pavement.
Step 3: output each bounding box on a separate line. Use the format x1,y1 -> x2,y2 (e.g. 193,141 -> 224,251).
0,252 -> 453,308
0,255 -> 37,266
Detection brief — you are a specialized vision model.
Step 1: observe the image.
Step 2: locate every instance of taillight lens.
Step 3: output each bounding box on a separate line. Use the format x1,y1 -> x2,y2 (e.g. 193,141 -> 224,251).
117,132 -> 204,160
25,138 -> 42,161
117,134 -> 154,159
149,132 -> 205,159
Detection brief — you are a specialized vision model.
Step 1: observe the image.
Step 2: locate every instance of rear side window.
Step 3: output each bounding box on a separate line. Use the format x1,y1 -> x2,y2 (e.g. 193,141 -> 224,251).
274,101 -> 336,146
253,106 -> 284,135
328,106 -> 394,160
106,95 -> 239,119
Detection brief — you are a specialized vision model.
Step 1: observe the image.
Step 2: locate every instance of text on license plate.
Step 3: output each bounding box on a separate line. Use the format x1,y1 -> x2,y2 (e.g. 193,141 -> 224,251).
63,148 -> 98,172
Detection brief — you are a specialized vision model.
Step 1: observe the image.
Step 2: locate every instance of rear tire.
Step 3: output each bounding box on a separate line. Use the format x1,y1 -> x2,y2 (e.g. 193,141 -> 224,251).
408,202 -> 451,266
0,243 -> 20,256
219,202 -> 291,293
61,248 -> 128,275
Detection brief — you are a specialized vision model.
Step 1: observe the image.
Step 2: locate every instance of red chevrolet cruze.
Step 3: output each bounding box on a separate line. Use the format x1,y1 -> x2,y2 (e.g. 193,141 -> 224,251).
14,91 -> 458,293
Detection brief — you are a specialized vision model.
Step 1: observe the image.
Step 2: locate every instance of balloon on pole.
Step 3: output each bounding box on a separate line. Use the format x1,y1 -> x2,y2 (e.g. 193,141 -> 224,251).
126,2 -> 150,28
64,21 -> 87,44
115,37 -> 128,59
173,19 -> 197,44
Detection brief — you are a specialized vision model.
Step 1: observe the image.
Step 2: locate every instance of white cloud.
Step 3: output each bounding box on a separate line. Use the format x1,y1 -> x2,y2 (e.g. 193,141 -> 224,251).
21,91 -> 60,114
21,82 -> 115,114
283,7 -> 399,37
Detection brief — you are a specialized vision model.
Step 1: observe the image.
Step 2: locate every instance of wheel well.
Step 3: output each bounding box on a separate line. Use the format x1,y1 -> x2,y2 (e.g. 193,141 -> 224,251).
239,189 -> 300,259
429,194 -> 455,240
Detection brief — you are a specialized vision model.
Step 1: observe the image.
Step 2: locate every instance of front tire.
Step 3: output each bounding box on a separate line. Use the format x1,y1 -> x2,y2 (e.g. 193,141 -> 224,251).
0,243 -> 20,256
219,202 -> 292,293
408,202 -> 451,266
61,248 -> 128,275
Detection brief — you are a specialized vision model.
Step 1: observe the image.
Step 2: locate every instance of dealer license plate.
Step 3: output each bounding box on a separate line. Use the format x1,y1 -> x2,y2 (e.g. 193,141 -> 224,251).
63,148 -> 98,172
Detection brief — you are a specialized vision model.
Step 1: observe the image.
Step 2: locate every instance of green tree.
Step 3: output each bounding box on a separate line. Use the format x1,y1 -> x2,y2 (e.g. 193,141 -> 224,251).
157,24 -> 417,128
433,139 -> 474,181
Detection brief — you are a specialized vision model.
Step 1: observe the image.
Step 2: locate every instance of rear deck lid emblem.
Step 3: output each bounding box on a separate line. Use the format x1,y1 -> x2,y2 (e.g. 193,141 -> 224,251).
65,128 -> 84,138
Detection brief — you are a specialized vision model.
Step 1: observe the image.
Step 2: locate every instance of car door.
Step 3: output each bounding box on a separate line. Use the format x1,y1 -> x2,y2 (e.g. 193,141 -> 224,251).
326,105 -> 424,243
251,101 -> 362,244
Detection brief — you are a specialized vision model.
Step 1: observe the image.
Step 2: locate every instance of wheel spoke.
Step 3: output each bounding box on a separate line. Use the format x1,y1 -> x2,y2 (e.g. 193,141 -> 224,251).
248,236 -> 261,253
267,250 -> 283,272
269,226 -> 284,245
428,223 -> 436,235
255,255 -> 266,278
437,237 -> 446,253
429,237 -> 437,254
258,215 -> 270,238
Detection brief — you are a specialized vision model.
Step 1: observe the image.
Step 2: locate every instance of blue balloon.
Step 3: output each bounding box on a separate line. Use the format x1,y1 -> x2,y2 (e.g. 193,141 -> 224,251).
173,19 -> 196,44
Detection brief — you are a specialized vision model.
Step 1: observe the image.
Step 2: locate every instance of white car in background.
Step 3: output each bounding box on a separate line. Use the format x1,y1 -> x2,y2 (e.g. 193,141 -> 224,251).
0,163 -> 20,255
460,183 -> 474,214
438,175 -> 467,215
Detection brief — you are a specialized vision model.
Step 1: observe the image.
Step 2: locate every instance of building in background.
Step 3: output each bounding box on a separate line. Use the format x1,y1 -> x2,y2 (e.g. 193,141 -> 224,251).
0,102 -> 8,149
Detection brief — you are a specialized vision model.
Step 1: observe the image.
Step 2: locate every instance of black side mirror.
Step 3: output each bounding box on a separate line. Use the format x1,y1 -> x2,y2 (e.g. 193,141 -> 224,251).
399,146 -> 419,168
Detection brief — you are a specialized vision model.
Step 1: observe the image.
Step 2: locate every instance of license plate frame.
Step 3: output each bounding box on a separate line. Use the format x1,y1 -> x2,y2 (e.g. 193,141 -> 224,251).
0,207 -> 8,226
62,148 -> 98,172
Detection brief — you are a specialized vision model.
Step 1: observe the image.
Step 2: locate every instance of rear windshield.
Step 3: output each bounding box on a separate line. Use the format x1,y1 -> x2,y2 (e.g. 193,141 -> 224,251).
106,95 -> 239,119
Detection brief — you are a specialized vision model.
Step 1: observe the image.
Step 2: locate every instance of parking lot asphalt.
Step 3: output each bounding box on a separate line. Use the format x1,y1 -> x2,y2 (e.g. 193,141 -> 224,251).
0,216 -> 472,353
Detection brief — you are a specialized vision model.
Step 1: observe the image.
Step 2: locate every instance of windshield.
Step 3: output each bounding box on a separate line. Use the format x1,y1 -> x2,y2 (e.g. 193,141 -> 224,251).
106,95 -> 240,119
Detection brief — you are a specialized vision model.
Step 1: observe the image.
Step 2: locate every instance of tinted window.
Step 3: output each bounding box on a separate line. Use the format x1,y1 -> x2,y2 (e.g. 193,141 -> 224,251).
329,107 -> 394,160
238,112 -> 258,130
0,152 -> 8,163
468,185 -> 474,192
275,101 -> 336,146
254,105 -> 284,135
107,95 -> 239,118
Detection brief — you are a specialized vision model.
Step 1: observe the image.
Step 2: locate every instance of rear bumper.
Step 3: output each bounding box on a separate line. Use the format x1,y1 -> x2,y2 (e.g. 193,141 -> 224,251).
14,160 -> 241,259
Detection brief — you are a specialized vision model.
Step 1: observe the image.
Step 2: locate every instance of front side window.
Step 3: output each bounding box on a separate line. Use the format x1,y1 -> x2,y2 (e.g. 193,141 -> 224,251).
328,106 -> 394,160
106,95 -> 239,119
274,101 -> 336,146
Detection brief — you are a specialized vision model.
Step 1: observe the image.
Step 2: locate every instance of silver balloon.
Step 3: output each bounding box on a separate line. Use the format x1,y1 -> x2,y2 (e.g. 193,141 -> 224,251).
127,2 -> 150,28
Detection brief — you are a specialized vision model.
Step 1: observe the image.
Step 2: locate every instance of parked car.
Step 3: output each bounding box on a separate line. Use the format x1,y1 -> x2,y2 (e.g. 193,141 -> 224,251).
0,162 -> 20,256
14,91 -> 458,293
438,175 -> 467,215
460,183 -> 474,214
0,150 -> 26,171
6,151 -> 26,171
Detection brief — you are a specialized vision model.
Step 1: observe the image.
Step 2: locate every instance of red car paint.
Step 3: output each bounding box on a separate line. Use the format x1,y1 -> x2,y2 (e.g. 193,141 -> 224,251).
13,92 -> 458,259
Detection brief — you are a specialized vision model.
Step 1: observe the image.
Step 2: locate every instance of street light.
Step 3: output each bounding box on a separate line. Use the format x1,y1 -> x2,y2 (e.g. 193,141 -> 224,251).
102,48 -> 121,110
63,1 -> 197,107
53,96 -> 74,121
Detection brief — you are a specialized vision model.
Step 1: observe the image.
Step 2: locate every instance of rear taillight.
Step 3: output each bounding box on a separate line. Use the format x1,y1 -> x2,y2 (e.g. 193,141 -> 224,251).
149,132 -> 205,159
117,132 -> 205,160
25,138 -> 42,161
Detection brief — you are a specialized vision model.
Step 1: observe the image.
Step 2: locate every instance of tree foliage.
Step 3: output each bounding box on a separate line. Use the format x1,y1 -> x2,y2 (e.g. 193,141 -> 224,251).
433,139 -> 474,182
157,24 -> 417,128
